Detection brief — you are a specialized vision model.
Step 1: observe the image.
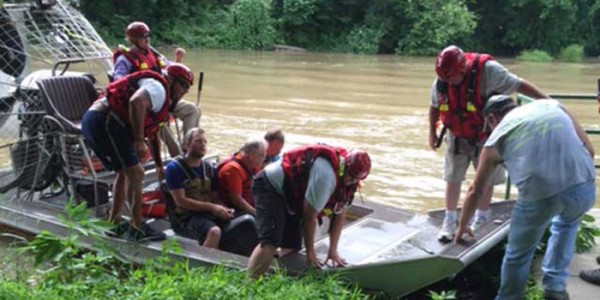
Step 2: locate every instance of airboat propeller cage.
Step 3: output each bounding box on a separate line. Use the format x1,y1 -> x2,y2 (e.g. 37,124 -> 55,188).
0,9 -> 27,78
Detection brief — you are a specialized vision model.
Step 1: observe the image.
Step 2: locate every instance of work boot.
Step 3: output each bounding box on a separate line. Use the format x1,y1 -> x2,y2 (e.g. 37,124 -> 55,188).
579,268 -> 600,286
543,289 -> 570,300
437,218 -> 457,242
127,223 -> 166,242
469,215 -> 488,232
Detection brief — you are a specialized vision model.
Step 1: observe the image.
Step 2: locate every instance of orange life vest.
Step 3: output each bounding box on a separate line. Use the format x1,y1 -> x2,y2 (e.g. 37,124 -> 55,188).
437,53 -> 493,141
113,44 -> 166,74
216,152 -> 254,207
105,70 -> 170,138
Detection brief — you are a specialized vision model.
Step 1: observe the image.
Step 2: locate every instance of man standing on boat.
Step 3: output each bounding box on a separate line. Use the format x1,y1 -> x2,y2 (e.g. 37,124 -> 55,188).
247,145 -> 371,278
113,21 -> 200,157
429,45 -> 547,241
453,95 -> 596,300
81,63 -> 194,241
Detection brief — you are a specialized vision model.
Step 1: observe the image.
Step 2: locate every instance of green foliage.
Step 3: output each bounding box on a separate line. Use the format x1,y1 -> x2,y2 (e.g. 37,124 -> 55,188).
516,50 -> 553,62
524,278 -> 543,300
226,0 -> 278,50
428,289 -> 457,300
281,0 -> 317,25
345,25 -> 386,55
0,199 -> 366,299
20,200 -> 128,285
397,0 -> 477,56
575,213 -> 600,253
557,44 -> 584,63
73,0 -> 600,56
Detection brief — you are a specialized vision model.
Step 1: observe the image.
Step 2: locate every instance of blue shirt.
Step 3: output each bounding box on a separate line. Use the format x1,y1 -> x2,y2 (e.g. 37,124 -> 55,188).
165,159 -> 217,191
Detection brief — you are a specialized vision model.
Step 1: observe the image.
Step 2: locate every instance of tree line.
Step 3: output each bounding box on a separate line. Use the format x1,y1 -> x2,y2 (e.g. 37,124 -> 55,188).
75,0 -> 600,57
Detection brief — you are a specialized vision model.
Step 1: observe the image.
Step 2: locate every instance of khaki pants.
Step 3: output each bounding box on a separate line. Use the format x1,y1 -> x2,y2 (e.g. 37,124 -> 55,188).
161,100 -> 201,157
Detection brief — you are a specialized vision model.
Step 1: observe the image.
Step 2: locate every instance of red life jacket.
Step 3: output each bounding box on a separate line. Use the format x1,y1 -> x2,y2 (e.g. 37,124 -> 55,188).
112,45 -> 166,74
437,53 -> 493,141
281,145 -> 358,216
105,70 -> 170,138
216,152 -> 254,207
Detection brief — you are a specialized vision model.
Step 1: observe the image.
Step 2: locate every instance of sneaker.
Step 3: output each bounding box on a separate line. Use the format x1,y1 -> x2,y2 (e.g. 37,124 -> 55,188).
596,255 -> 600,265
579,268 -> 600,286
469,215 -> 488,232
127,223 -> 166,242
437,218 -> 457,242
543,289 -> 569,300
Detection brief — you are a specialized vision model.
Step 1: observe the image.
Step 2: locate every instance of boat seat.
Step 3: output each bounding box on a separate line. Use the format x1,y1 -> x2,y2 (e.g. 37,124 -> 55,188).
36,75 -> 97,135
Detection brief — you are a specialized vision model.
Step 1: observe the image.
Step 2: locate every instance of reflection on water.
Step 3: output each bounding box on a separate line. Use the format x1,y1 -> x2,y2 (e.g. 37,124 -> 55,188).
166,49 -> 600,212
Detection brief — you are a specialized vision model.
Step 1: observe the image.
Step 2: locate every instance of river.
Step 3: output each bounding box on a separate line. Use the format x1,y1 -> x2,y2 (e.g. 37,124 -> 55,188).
168,49 -> 600,212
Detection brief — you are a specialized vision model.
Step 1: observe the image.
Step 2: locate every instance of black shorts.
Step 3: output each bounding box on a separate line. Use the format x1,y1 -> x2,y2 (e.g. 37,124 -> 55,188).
81,110 -> 137,171
173,211 -> 225,245
253,172 -> 302,250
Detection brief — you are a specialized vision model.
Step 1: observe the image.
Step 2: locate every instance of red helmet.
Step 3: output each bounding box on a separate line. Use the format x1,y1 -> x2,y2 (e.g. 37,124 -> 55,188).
126,22 -> 150,38
344,149 -> 371,180
166,63 -> 194,87
435,45 -> 467,81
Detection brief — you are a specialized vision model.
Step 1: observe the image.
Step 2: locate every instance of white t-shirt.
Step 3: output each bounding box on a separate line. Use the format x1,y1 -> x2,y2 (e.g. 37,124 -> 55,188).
265,157 -> 337,211
138,78 -> 166,113
485,100 -> 595,201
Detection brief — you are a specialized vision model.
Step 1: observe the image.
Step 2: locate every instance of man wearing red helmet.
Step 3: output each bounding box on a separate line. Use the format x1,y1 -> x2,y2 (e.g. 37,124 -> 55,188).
247,144 -> 371,278
113,21 -> 199,157
82,63 -> 193,241
429,45 -> 547,241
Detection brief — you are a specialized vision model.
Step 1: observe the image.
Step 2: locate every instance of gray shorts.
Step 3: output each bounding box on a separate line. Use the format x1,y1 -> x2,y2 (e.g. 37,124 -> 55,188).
443,133 -> 505,184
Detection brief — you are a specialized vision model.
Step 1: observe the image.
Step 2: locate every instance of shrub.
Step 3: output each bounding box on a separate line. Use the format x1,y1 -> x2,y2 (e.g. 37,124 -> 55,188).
557,44 -> 584,63
396,0 -> 476,56
345,25 -> 385,54
516,50 -> 553,62
226,0 -> 278,50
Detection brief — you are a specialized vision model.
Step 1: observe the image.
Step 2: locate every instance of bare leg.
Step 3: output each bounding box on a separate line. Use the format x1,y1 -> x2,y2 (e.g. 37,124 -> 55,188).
248,243 -> 277,279
203,226 -> 222,249
124,163 -> 145,229
445,181 -> 462,211
160,125 -> 182,157
109,171 -> 127,224
173,101 -> 201,133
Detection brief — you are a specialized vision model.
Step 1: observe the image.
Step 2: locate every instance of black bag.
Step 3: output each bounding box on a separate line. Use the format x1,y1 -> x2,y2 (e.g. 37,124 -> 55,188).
75,180 -> 109,208
219,213 -> 258,256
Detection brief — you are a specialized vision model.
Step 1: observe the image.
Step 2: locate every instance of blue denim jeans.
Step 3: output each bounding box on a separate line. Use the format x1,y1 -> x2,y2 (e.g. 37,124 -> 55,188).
496,180 -> 596,300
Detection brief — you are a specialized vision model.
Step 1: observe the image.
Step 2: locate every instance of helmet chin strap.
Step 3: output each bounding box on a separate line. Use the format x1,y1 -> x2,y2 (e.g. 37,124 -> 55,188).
168,82 -> 179,112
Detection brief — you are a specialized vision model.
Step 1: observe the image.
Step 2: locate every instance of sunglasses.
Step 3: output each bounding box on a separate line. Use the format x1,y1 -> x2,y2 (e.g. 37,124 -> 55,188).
139,33 -> 151,38
176,78 -> 190,90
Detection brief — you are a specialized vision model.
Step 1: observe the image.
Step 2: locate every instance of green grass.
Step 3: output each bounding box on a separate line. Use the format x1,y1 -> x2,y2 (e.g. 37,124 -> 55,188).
0,201 -> 368,300
0,262 -> 368,299
516,49 -> 553,62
